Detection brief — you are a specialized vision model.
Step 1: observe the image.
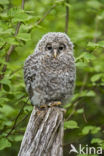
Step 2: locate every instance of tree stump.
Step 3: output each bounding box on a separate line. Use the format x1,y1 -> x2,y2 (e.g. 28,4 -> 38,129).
18,106 -> 64,156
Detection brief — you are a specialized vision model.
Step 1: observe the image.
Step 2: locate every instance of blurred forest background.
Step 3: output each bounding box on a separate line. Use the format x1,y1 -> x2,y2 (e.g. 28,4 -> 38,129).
0,0 -> 104,155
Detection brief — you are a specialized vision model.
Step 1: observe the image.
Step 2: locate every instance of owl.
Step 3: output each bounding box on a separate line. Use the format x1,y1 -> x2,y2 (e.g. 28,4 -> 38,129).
24,32 -> 76,108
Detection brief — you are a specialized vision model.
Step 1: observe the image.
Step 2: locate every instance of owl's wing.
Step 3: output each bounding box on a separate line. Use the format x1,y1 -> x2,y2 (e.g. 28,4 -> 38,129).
24,54 -> 39,99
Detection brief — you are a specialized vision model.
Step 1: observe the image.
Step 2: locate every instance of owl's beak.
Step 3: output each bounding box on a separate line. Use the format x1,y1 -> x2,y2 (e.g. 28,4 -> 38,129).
53,49 -> 57,58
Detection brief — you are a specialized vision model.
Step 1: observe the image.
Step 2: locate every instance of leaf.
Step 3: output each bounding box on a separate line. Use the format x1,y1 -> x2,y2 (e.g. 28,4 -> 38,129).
16,33 -> 31,41
24,106 -> 32,112
86,90 -> 96,97
84,53 -> 96,61
12,13 -> 29,23
91,138 -> 103,144
65,3 -> 71,8
0,78 -> 11,85
64,120 -> 78,130
87,0 -> 102,9
82,126 -> 93,135
91,127 -> 101,134
0,28 -> 14,35
77,90 -> 95,98
14,135 -> 23,142
0,105 -> 16,117
20,24 -> 33,32
64,102 -> 72,108
0,39 -> 5,47
97,41 -> 104,48
77,154 -> 98,156
4,121 -> 13,127
76,108 -> 84,114
0,138 -> 11,150
8,8 -> 32,23
76,62 -> 87,68
6,38 -> 19,45
76,52 -> 95,62
55,0 -> 64,4
87,42 -> 98,48
0,0 -> 9,5
91,74 -> 102,82
88,41 -> 104,49
82,126 -> 101,135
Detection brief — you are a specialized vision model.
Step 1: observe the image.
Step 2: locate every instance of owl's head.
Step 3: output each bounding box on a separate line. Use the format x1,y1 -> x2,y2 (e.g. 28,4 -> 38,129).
35,32 -> 73,58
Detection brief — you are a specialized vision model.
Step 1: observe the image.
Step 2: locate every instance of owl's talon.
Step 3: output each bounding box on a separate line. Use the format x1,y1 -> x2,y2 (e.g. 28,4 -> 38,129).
48,101 -> 62,107
36,105 -> 47,113
39,104 -> 47,109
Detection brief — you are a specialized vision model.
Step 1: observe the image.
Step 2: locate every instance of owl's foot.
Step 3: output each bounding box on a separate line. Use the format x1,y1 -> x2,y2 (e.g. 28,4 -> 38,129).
36,101 -> 62,111
48,101 -> 62,107
48,101 -> 66,113
36,104 -> 47,115
40,104 -> 47,109
37,104 -> 48,111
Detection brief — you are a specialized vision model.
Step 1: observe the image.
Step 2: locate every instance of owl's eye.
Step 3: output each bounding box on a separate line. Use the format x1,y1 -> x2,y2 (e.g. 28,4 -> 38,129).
59,44 -> 65,51
47,46 -> 52,50
46,44 -> 52,51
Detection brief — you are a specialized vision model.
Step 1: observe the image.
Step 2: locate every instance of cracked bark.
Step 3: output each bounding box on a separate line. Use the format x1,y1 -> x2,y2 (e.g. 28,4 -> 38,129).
18,106 -> 64,156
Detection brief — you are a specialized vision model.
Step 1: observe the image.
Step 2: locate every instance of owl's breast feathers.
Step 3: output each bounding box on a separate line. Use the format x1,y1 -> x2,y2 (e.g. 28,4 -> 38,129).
42,53 -> 75,71
41,53 -> 76,88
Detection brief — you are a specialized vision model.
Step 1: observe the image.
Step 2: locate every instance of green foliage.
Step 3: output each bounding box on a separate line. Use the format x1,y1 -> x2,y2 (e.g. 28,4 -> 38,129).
64,120 -> 79,129
91,138 -> 103,144
0,138 -> 11,150
82,126 -> 101,135
77,155 -> 98,156
0,0 -> 104,155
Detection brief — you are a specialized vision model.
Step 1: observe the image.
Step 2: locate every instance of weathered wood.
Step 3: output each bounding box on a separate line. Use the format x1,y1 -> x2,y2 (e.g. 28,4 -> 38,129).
18,106 -> 64,156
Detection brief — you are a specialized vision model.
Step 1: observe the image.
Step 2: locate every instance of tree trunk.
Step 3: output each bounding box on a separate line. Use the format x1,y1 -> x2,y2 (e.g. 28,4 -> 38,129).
18,106 -> 64,156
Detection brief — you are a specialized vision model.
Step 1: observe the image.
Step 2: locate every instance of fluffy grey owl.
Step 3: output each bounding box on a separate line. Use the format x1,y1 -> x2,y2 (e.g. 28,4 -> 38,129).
24,32 -> 76,107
